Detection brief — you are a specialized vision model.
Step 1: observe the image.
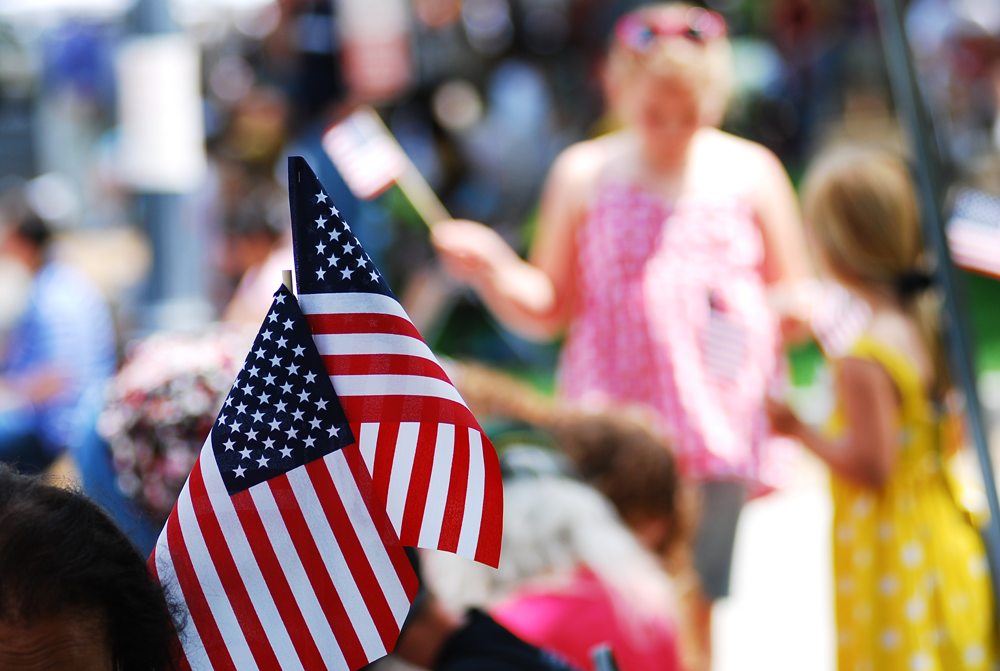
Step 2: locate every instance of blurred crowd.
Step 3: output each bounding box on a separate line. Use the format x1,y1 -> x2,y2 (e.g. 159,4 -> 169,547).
1,0 -> 1000,670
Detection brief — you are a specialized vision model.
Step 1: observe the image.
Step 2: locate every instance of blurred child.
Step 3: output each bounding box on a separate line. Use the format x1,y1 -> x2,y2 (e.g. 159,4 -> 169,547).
424,446 -> 681,671
767,147 -> 995,670
432,5 -> 811,656
447,361 -> 703,669
551,411 -> 709,671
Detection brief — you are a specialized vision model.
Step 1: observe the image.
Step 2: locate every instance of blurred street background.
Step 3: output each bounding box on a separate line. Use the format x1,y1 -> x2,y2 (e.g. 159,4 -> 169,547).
1,0 -> 1000,668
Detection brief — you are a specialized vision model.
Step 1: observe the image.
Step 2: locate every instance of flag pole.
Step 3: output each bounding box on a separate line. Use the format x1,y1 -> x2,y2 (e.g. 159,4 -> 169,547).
874,0 -> 1000,609
395,162 -> 451,228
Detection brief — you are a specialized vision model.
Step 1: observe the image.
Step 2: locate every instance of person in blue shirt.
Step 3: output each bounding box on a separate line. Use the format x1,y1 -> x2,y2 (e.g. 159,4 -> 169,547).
0,211 -> 115,473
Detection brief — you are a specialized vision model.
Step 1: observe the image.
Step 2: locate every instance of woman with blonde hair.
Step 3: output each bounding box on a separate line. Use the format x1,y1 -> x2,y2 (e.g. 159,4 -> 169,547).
433,3 -> 811,658
768,146 -> 995,670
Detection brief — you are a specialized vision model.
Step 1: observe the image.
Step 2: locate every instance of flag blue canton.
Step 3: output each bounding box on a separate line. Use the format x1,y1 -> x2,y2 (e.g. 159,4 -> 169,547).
288,156 -> 394,298
212,284 -> 355,495
952,189 -> 1000,230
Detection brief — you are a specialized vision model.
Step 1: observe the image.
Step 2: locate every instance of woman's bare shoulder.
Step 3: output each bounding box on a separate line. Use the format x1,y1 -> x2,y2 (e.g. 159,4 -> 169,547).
697,128 -> 781,168
864,309 -> 934,387
549,133 -> 622,187
690,129 -> 790,198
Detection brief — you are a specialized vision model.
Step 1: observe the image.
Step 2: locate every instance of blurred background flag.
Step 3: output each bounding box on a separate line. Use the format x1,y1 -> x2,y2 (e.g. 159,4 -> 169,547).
289,156 -> 503,568
322,107 -> 451,226
150,284 -> 418,671
321,107 -> 407,200
947,189 -> 1000,280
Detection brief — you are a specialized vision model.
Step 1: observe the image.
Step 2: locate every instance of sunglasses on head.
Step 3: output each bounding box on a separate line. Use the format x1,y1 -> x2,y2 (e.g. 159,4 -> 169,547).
615,7 -> 727,53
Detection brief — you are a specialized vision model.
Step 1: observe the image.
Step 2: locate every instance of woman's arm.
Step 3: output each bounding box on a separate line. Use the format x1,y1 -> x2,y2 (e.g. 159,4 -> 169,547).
767,357 -> 900,488
432,141 -> 604,341
751,148 -> 813,286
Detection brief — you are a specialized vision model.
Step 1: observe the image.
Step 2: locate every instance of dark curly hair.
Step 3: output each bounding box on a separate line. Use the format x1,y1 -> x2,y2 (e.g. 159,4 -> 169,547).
549,412 -> 682,552
0,464 -> 179,670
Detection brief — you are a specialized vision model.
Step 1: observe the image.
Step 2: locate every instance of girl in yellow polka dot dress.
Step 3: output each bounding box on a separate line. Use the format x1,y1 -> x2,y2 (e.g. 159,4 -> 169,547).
768,147 -> 996,671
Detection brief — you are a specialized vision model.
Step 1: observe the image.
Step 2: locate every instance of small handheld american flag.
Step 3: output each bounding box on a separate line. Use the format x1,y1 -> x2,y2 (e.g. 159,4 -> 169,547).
288,156 -> 503,567
322,107 -> 450,226
150,285 -> 418,671
948,188 -> 1000,280
322,108 -> 407,201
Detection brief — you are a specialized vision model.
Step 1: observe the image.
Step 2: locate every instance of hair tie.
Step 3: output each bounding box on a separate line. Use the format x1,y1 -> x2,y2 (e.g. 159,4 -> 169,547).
894,270 -> 934,301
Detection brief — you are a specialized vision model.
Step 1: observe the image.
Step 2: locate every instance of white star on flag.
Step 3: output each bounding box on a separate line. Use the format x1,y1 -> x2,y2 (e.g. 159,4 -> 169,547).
288,156 -> 503,568
149,285 -> 418,671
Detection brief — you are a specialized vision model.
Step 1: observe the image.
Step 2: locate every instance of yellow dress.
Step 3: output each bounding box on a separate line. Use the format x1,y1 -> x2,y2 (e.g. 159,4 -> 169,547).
830,336 -> 995,671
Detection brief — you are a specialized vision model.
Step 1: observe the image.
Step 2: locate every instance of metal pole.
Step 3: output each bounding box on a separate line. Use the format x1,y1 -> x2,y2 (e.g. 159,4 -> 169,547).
128,0 -> 212,331
873,0 -> 1000,609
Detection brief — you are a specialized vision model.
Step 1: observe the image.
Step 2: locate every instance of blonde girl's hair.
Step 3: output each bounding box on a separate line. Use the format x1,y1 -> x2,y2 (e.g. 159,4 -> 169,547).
802,146 -> 949,399
607,3 -> 734,126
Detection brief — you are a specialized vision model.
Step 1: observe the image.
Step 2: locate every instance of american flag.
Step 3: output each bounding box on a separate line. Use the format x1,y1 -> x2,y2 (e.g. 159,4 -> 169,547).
150,285 -> 418,671
810,281 -> 872,358
699,292 -> 747,383
948,188 -> 1000,280
322,108 -> 407,200
288,156 -> 503,568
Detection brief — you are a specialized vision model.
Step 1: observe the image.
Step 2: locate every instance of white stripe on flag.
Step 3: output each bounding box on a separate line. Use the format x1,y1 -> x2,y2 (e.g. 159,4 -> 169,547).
199,447 -> 306,671
418,424 -> 455,549
385,423 -> 420,535
456,429 -> 485,560
313,332 -> 436,362
331,374 -> 468,408
298,292 -> 411,321
324,450 -> 413,627
247,482 -> 351,671
174,468 -> 260,671
359,423 -> 380,474
283,463 -> 386,663
154,522 -> 212,671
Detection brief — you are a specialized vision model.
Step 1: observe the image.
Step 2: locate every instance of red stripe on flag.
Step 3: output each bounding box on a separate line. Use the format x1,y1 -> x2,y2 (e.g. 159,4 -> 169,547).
399,423 -> 439,546
303,457 -> 401,655
341,443 -> 420,601
306,313 -> 423,340
229,487 -> 327,670
267,475 -> 370,670
188,467 -> 281,670
340,395 -> 479,428
324,353 -> 453,382
372,422 -> 401,511
163,508 -> 238,671
474,434 -> 503,569
437,427 -> 470,553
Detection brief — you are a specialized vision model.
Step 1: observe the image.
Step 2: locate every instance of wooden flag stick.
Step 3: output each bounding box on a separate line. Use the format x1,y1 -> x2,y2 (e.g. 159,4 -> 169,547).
362,107 -> 451,228
396,161 -> 451,228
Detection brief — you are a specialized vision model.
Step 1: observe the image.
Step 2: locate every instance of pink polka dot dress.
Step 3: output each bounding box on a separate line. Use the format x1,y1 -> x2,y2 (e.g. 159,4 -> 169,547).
559,181 -> 780,488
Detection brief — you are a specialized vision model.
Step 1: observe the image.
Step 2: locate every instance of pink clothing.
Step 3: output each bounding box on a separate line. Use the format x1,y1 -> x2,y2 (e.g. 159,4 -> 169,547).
559,182 -> 779,487
491,568 -> 681,671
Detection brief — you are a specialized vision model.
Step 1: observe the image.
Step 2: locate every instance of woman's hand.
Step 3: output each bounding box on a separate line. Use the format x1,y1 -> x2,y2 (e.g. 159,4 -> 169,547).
765,396 -> 802,438
428,138 -> 603,341
431,220 -> 520,287
430,219 -> 562,341
767,280 -> 817,347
